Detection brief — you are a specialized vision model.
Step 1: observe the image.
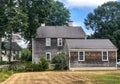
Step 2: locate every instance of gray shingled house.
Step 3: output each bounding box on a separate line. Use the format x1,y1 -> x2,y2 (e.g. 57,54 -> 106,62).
64,39 -> 117,70
2,42 -> 22,62
32,23 -> 117,70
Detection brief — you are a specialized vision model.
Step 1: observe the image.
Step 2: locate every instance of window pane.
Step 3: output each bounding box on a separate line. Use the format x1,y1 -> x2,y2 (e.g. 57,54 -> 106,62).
79,52 -> 83,60
46,52 -> 51,61
57,38 -> 62,46
103,51 -> 108,60
47,54 -> 50,60
46,38 -> 51,46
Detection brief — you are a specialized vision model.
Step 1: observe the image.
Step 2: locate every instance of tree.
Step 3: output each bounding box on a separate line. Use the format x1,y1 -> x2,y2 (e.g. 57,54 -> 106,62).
5,0 -> 28,63
84,1 -> 120,59
0,0 -> 7,61
18,0 -> 54,51
46,1 -> 70,26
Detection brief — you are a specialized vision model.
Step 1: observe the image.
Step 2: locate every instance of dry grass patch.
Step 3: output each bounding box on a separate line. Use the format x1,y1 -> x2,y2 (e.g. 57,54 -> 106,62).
1,70 -> 120,84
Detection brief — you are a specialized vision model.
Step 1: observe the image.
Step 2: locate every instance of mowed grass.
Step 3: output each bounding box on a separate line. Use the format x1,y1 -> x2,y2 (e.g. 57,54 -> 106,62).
90,71 -> 120,84
1,70 -> 120,84
0,71 -> 13,82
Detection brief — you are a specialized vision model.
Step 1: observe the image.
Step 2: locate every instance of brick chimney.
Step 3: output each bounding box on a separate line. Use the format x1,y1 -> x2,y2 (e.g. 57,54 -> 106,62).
41,23 -> 45,26
68,21 -> 73,27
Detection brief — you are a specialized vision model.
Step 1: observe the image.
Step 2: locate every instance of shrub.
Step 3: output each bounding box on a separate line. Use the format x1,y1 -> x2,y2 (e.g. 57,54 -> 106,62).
52,52 -> 69,70
21,48 -> 32,61
39,57 -> 49,71
25,57 -> 49,72
0,61 -> 8,65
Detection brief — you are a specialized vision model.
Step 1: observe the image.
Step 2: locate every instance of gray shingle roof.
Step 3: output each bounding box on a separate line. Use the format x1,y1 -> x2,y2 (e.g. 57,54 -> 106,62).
36,26 -> 85,38
66,39 -> 117,49
2,42 -> 22,51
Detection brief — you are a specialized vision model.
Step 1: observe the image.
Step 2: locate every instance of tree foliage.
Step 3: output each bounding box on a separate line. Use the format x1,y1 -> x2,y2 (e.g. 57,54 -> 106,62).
84,1 -> 120,59
46,1 -> 70,26
18,0 -> 54,41
4,0 -> 28,63
0,0 -> 7,61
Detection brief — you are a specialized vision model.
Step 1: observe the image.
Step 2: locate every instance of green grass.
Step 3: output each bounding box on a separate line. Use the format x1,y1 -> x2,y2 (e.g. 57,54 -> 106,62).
0,71 -> 13,82
91,72 -> 120,84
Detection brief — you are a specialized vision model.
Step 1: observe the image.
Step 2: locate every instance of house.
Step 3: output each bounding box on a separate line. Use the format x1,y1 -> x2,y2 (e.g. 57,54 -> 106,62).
1,42 -> 22,62
64,39 -> 117,70
32,23 -> 86,62
32,23 -> 117,70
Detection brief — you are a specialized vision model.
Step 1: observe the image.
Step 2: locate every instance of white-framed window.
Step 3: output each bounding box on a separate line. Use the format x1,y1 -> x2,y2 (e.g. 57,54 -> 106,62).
46,52 -> 51,61
78,51 -> 85,61
57,38 -> 62,46
46,38 -> 51,46
102,51 -> 108,61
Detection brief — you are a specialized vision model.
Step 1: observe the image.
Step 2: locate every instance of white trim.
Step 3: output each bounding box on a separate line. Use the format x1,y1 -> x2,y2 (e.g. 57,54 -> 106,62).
102,51 -> 108,61
70,49 -> 117,51
46,52 -> 51,61
78,51 -> 85,61
57,38 -> 62,46
46,38 -> 51,46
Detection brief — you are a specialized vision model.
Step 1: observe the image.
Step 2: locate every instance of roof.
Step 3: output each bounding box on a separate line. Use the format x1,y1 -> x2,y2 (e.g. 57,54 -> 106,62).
2,42 -> 22,51
36,26 -> 85,38
66,39 -> 117,49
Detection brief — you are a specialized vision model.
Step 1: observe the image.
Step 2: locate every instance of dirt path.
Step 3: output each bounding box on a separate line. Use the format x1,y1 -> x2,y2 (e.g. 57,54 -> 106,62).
1,71 -> 94,84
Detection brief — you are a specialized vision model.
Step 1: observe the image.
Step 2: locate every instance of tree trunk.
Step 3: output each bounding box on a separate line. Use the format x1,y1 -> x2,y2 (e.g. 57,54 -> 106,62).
8,30 -> 12,64
0,38 -> 2,62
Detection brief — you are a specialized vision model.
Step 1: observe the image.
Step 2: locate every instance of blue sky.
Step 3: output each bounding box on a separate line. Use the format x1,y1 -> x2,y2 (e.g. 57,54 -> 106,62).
58,0 -> 120,35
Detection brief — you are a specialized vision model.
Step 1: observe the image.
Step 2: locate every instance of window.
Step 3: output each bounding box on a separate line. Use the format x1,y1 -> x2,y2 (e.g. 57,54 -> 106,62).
57,38 -> 62,46
78,51 -> 85,61
102,51 -> 108,61
46,52 -> 51,61
46,38 -> 51,46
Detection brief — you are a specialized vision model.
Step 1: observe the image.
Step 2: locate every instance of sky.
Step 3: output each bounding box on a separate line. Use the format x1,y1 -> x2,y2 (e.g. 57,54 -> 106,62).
58,0 -> 119,35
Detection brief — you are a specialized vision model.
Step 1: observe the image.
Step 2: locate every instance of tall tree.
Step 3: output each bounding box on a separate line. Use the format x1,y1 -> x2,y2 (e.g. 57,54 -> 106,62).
5,0 -> 28,63
46,1 -> 70,26
18,0 -> 54,50
0,0 -> 7,61
84,1 -> 120,59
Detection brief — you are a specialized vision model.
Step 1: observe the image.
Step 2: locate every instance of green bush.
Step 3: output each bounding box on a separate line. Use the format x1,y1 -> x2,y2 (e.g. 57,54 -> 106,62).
14,67 -> 25,72
39,57 -> 49,71
25,57 -> 49,72
21,48 -> 32,61
0,61 -> 8,65
52,52 -> 69,70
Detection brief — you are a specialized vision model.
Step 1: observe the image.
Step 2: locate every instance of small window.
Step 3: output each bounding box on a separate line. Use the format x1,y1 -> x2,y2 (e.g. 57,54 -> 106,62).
13,56 -> 16,60
46,38 -> 51,46
102,51 -> 108,61
78,51 -> 85,61
57,38 -> 62,46
46,52 -> 51,61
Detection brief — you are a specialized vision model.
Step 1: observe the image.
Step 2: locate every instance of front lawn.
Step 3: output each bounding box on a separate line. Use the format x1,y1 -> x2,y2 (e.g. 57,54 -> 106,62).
0,71 -> 13,82
1,70 -> 120,84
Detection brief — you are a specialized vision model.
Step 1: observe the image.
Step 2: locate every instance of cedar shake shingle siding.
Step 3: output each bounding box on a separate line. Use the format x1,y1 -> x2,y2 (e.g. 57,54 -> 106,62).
70,51 -> 116,68
66,39 -> 117,69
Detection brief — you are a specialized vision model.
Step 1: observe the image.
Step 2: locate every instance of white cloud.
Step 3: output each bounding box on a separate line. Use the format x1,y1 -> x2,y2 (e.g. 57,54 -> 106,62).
58,0 -> 117,8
